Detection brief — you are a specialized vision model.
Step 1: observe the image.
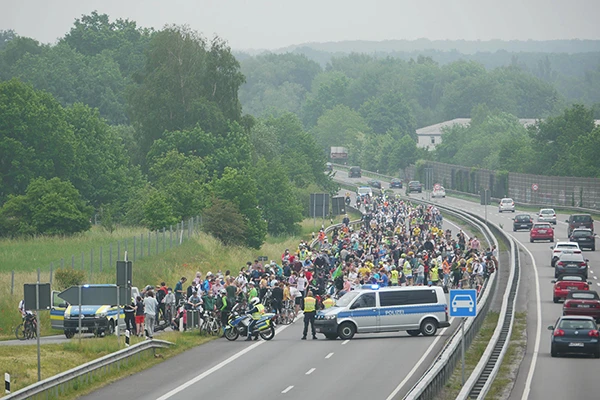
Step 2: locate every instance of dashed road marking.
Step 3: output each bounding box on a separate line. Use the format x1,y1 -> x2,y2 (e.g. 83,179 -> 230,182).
282,386 -> 294,394
342,340 -> 349,345
305,368 -> 316,375
325,352 -> 334,359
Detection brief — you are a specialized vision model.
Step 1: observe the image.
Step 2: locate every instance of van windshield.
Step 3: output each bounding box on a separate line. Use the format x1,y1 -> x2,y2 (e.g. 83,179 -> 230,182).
336,291 -> 360,307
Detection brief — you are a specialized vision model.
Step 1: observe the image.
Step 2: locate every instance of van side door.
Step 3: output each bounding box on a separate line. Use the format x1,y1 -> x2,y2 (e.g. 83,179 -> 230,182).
349,292 -> 378,333
379,290 -> 410,330
50,290 -> 67,330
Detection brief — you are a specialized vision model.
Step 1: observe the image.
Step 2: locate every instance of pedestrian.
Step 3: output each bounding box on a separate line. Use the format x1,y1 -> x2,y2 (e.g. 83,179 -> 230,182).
135,295 -> 144,337
124,297 -> 136,335
302,290 -> 318,340
143,291 -> 159,339
175,277 -> 187,305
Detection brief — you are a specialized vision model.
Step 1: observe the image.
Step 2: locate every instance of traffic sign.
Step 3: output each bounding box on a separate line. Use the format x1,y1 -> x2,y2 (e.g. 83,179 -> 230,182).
433,183 -> 441,190
24,283 -> 51,310
532,183 -> 539,191
58,285 -> 130,306
449,289 -> 477,317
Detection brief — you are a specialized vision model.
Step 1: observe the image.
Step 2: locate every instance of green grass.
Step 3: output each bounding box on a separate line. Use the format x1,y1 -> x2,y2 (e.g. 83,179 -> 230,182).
438,311 -> 500,400
0,331 -> 215,398
0,225 -> 152,273
487,312 -> 527,399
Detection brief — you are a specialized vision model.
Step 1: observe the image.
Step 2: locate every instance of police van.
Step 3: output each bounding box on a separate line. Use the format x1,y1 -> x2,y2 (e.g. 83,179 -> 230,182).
314,285 -> 450,340
50,285 -> 139,338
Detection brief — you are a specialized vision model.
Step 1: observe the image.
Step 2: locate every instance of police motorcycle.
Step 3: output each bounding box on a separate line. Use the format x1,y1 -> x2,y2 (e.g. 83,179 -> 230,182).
224,302 -> 276,341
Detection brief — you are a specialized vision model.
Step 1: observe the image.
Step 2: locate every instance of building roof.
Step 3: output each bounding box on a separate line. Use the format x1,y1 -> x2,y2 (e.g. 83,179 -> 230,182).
417,118 -> 600,137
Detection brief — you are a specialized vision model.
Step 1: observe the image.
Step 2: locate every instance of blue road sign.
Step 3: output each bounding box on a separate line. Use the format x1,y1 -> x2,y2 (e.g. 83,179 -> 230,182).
449,289 -> 477,317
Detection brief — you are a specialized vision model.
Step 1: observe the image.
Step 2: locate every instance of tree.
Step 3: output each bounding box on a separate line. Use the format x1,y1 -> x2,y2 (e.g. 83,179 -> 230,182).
201,197 -> 247,246
255,158 -> 303,235
142,189 -> 178,231
0,79 -> 76,202
210,167 -> 266,249
0,177 -> 92,236
310,104 -> 370,152
359,91 -> 417,138
127,26 -> 244,162
301,71 -> 350,128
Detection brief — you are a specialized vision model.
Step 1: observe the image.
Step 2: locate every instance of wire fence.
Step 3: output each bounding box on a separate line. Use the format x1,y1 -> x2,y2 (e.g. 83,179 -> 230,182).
9,216 -> 201,296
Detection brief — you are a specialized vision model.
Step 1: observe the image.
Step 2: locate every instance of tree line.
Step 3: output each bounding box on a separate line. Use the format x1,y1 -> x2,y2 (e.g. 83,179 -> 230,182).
0,13 -> 334,247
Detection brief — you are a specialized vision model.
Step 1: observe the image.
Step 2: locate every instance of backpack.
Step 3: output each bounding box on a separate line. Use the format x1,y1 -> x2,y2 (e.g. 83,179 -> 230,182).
156,289 -> 166,303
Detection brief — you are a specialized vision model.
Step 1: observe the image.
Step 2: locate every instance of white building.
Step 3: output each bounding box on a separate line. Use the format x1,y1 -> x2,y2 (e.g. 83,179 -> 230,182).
417,118 -> 600,150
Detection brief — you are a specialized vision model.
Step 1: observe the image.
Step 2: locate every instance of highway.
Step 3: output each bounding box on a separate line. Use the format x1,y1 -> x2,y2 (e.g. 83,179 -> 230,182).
386,177 -> 600,399
79,180 -> 484,400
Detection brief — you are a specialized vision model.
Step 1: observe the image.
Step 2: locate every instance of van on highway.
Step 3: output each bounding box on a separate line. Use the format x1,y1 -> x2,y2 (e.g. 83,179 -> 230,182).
314,285 -> 450,340
348,166 -> 361,178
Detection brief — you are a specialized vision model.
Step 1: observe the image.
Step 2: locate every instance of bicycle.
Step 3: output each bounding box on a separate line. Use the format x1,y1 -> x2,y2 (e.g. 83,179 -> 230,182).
16,313 -> 37,340
200,310 -> 221,336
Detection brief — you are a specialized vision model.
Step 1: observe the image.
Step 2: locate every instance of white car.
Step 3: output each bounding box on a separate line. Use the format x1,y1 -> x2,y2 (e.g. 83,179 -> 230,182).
499,198 -> 515,213
538,208 -> 557,224
356,186 -> 373,198
550,242 -> 582,267
452,295 -> 474,313
432,186 -> 446,198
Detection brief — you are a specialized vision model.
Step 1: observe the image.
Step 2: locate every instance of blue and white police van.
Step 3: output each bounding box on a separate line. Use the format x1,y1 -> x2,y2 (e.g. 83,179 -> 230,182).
314,285 -> 450,340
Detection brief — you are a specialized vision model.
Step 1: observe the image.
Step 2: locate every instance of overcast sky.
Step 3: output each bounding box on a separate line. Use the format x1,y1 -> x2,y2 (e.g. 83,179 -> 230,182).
2,0 -> 599,50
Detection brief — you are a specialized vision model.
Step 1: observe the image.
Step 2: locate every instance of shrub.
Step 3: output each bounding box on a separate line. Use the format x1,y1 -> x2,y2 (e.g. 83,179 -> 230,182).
55,268 -> 86,290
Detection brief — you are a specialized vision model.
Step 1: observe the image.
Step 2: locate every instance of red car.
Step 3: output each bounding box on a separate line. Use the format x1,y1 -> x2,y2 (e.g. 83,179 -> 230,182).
563,290 -> 600,322
552,275 -> 591,303
530,222 -> 554,242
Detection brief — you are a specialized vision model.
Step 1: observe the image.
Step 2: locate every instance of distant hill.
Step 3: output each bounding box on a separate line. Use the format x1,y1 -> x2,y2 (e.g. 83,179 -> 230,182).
275,39 -> 600,55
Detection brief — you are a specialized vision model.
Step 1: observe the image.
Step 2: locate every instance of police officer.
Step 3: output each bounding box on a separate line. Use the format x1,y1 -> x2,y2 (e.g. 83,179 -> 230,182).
302,290 -> 318,340
245,297 -> 264,341
322,294 -> 335,309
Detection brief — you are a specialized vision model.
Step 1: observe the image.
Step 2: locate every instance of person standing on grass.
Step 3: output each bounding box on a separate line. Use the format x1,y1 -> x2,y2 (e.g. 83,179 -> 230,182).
143,291 -> 159,339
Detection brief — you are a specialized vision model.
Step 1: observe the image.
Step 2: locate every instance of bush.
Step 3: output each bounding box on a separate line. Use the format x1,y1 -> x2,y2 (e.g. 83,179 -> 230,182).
55,268 -> 86,290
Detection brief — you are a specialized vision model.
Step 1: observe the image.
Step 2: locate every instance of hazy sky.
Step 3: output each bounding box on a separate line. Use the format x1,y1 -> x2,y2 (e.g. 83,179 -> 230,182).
2,0 -> 599,50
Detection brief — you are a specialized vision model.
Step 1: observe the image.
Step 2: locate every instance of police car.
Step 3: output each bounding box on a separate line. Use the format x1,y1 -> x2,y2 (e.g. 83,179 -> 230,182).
314,285 -> 450,340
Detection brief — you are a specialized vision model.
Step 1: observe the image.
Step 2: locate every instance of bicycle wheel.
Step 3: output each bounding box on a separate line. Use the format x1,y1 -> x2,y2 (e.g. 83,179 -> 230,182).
26,322 -> 37,339
15,324 -> 26,340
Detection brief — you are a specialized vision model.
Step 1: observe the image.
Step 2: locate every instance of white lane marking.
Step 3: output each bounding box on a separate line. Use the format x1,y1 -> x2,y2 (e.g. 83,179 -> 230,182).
597,283 -> 600,287
516,239 -> 542,400
156,314 -> 300,400
385,319 -> 455,400
325,352 -> 334,359
282,386 -> 294,394
341,339 -> 349,345
595,276 -> 598,280
305,368 -> 316,375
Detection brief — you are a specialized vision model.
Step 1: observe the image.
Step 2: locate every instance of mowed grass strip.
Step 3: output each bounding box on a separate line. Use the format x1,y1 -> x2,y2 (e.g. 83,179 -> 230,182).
0,331 -> 214,398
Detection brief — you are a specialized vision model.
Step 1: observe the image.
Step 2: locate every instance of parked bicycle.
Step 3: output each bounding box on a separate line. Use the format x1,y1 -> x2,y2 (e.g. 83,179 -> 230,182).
16,313 -> 37,340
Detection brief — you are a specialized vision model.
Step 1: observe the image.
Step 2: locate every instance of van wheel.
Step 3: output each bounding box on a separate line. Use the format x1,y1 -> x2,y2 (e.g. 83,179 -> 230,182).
420,319 -> 438,336
107,320 -> 115,335
65,331 -> 74,339
338,322 -> 356,340
407,330 -> 420,337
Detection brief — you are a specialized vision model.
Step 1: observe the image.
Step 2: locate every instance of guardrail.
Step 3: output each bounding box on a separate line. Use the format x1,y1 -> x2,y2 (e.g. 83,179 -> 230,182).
4,339 -> 173,400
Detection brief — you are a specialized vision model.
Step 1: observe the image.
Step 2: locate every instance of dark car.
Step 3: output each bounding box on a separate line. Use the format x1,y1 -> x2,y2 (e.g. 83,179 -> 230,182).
569,228 -> 596,251
389,178 -> 403,189
408,181 -> 422,193
563,290 -> 600,322
552,275 -> 591,303
555,252 -> 589,279
348,166 -> 361,178
367,179 -> 382,189
548,316 -> 600,358
513,214 -> 533,232
566,214 -> 594,236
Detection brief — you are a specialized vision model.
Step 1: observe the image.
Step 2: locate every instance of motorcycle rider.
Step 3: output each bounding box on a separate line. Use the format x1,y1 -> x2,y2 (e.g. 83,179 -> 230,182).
245,297 -> 264,341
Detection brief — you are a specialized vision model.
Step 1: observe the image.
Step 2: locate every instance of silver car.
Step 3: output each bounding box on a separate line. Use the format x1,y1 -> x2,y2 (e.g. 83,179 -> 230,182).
499,198 -> 515,213
538,208 -> 557,224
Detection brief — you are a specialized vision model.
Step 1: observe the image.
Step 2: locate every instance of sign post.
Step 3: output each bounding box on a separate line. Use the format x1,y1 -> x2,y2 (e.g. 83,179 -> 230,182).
24,276 -> 50,382
449,289 -> 478,386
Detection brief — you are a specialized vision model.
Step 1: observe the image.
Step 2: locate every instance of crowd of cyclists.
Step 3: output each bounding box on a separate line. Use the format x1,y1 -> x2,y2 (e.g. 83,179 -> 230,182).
131,191 -> 498,340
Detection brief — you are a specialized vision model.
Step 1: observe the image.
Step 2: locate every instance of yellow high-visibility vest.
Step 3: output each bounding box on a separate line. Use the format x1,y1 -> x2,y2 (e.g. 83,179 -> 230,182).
323,298 -> 335,308
304,297 -> 316,312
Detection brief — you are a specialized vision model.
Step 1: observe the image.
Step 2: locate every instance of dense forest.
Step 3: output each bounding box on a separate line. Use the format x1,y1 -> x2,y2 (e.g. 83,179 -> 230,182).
1,13 -> 599,242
